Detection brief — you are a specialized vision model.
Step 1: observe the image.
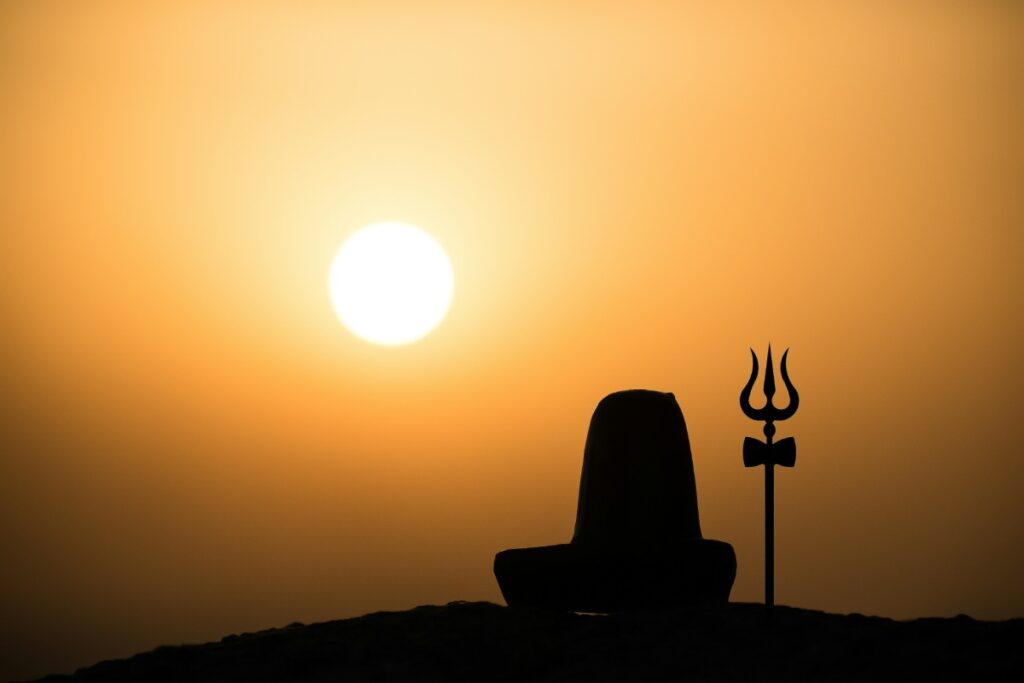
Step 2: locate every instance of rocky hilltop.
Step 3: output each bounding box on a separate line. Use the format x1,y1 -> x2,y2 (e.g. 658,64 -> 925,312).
30,601 -> 1023,682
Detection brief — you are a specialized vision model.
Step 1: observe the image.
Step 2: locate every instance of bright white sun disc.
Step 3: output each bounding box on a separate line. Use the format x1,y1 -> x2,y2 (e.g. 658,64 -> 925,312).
329,222 -> 454,346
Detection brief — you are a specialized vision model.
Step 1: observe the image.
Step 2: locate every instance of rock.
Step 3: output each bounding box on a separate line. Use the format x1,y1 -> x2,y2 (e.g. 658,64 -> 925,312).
27,602 -> 1024,682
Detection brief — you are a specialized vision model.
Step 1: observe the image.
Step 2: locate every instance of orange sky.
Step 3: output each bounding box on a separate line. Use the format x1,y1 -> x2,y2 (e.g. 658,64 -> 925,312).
1,2 -> 1022,680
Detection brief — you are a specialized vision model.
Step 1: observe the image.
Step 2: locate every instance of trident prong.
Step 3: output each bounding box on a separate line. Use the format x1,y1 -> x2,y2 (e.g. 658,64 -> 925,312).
740,345 -> 800,614
740,345 -> 799,425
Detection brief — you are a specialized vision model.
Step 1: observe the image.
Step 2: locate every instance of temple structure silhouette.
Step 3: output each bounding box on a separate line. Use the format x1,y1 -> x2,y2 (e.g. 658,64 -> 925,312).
494,390 -> 736,611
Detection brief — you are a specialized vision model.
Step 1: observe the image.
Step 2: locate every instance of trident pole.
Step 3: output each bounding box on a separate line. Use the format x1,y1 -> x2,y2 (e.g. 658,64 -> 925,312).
765,437 -> 774,609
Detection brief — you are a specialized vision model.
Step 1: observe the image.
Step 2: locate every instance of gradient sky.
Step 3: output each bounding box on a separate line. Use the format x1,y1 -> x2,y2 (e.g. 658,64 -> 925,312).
2,2 -> 1022,680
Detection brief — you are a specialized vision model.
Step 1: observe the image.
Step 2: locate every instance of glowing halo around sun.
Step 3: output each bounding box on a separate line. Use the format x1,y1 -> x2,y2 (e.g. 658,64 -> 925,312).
328,222 -> 454,346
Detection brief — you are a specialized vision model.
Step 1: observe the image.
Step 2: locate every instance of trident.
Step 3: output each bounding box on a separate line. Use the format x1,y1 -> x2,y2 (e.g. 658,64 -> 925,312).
739,345 -> 799,610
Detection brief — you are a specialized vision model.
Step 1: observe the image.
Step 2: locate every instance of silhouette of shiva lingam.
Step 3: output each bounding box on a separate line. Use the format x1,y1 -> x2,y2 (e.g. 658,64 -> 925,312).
494,390 -> 736,612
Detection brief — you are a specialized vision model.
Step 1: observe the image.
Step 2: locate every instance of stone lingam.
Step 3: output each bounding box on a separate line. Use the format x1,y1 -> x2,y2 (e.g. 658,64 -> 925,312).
494,390 -> 736,612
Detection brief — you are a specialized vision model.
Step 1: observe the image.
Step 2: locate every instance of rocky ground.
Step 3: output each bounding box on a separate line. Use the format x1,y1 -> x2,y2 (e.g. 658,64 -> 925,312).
28,601 -> 1024,682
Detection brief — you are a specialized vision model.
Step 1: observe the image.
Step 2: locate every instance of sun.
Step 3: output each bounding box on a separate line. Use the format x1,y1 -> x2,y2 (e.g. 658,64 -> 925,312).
328,222 -> 454,346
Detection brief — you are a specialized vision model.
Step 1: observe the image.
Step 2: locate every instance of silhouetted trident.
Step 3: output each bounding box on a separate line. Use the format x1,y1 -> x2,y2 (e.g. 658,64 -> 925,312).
740,345 -> 799,611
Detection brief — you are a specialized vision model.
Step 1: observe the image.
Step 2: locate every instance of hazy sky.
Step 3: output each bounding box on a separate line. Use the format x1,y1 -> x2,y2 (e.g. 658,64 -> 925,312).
1,2 -> 1022,680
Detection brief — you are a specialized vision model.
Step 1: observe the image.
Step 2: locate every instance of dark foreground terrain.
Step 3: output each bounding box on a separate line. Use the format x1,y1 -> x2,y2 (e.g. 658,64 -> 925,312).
30,601 -> 1023,682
